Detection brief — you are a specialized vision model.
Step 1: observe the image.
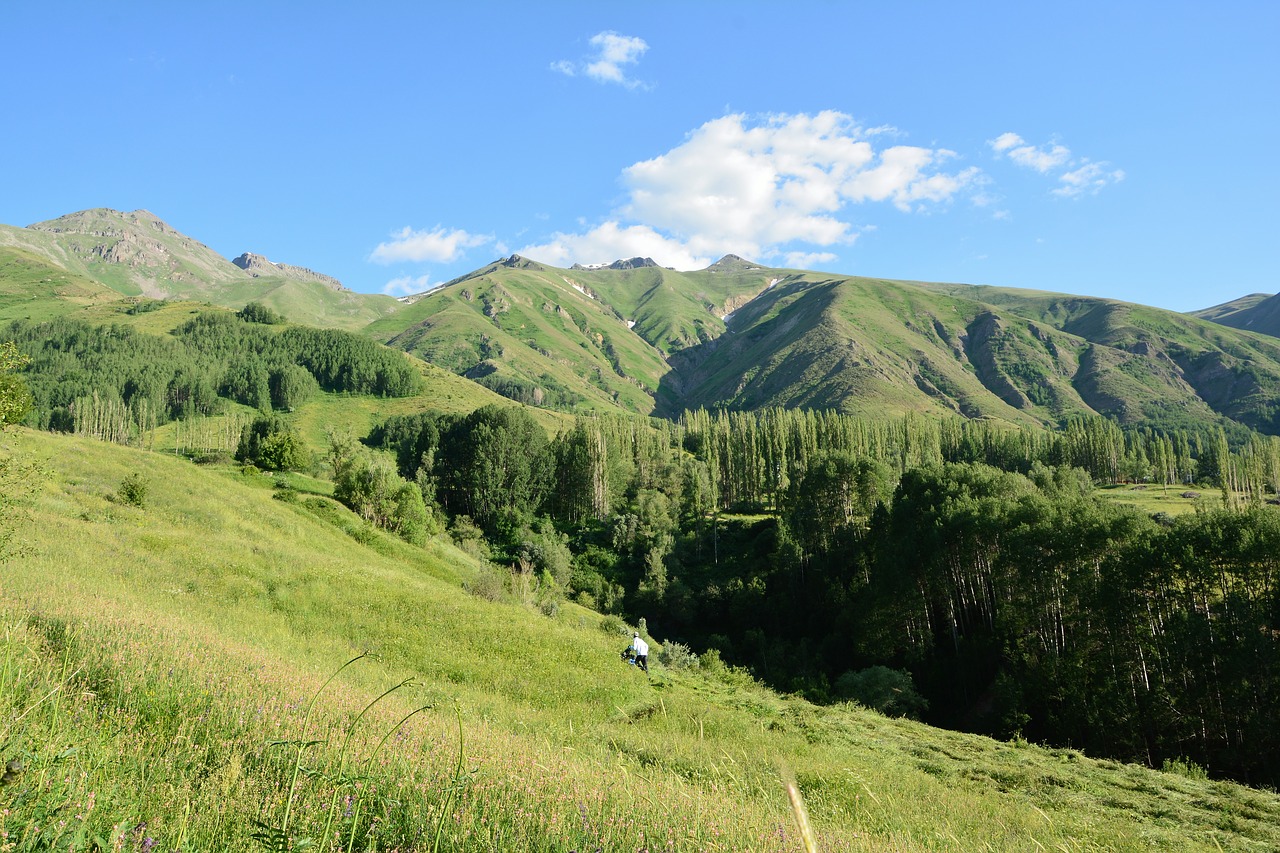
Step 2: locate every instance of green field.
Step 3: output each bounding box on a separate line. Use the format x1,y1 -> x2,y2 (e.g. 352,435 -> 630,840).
3,427 -> 1278,851
1094,482 -> 1217,516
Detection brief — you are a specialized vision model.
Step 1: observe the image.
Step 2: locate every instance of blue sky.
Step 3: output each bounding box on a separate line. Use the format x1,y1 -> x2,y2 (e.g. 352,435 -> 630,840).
3,2 -> 1276,312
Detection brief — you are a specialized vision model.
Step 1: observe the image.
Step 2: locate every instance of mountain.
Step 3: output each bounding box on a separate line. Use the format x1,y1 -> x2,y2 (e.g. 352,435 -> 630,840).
1195,292 -> 1280,338
1194,293 -> 1274,323
364,253 -> 780,413
6,208 -> 1280,436
369,254 -> 1280,434
0,208 -> 401,330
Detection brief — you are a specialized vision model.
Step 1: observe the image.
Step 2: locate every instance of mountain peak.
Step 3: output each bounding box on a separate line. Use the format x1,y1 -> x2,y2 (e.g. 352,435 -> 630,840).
499,254 -> 545,271
29,207 -> 174,235
569,257 -> 661,271
705,254 -> 762,273
608,257 -> 659,270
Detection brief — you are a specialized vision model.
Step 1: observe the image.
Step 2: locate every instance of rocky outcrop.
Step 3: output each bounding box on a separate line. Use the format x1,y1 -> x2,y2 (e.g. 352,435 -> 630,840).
232,252 -> 346,290
607,257 -> 658,270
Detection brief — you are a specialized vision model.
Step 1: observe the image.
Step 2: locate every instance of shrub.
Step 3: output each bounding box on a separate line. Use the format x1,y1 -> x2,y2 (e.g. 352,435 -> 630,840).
834,666 -> 928,719
117,472 -> 148,508
1162,757 -> 1209,780
599,615 -> 628,636
657,640 -> 698,670
465,563 -> 509,603
237,301 -> 285,324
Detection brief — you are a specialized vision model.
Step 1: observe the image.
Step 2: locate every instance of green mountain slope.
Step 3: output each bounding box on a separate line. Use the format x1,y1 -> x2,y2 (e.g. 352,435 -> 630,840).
915,284 -> 1280,431
0,209 -> 402,331
0,245 -> 123,322
1197,291 -> 1280,338
7,207 -> 1280,436
1193,293 -> 1274,323
366,257 -> 681,413
367,252 -> 1280,433
5,426 -> 1279,850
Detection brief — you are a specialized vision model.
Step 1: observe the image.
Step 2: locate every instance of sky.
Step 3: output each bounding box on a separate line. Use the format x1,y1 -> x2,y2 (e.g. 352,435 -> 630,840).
3,2 -> 1276,313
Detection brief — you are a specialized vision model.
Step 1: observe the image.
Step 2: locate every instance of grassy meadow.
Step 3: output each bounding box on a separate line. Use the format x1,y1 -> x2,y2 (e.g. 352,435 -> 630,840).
2,427 -> 1279,851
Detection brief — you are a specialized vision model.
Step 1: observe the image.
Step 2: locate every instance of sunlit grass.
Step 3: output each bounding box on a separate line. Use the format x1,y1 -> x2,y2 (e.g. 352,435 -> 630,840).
1096,481 -> 1217,516
2,426 -> 1279,851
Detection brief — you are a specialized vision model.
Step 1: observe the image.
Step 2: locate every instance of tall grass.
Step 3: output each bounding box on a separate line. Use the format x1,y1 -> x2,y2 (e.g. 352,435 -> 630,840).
3,427 -> 1280,851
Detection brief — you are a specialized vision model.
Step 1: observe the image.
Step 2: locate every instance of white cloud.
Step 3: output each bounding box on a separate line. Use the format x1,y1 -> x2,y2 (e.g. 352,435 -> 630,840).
1053,161 -> 1126,198
519,222 -> 709,271
382,274 -> 434,297
783,251 -> 838,269
519,111 -> 978,269
370,226 -> 492,264
991,132 -> 1122,197
990,132 -> 1071,173
553,31 -> 650,90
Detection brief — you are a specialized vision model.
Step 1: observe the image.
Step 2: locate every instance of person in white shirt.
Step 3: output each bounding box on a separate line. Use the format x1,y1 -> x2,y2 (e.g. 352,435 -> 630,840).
630,632 -> 649,672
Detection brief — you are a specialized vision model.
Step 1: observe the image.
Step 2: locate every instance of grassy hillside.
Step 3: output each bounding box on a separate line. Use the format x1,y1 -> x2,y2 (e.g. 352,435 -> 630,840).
1193,293 -> 1274,324
662,274 -> 1280,432
9,206 -> 1280,434
0,246 -> 123,323
0,210 -> 402,332
1199,292 -> 1280,339
2,428 -> 1279,851
362,254 -> 1280,434
364,257 -> 683,414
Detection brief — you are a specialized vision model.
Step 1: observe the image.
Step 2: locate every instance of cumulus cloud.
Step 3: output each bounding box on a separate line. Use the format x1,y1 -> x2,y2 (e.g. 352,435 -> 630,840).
520,111 -> 979,268
991,132 -> 1123,197
382,274 -> 434,297
519,222 -> 710,271
552,31 -> 650,89
783,251 -> 838,269
370,226 -> 492,264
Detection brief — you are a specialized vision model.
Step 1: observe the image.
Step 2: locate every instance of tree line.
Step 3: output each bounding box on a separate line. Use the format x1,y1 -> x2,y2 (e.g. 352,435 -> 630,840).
4,308 -> 423,444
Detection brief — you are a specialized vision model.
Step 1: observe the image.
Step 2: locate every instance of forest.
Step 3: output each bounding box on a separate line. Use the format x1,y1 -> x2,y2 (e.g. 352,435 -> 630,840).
367,406 -> 1280,787
6,313 -> 1280,786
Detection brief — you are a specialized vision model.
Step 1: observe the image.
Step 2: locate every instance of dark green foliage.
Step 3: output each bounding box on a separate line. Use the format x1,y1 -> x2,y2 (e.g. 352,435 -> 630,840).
6,318 -> 216,429
237,415 -> 309,472
330,438 -> 441,544
436,405 -> 551,540
0,341 -> 33,427
124,298 -> 166,315
173,312 -> 423,398
6,311 -> 424,445
117,472 -> 148,508
515,519 -> 573,588
238,301 -> 285,324
834,666 -> 928,718
221,360 -> 272,411
269,364 -> 319,410
355,404 -> 1280,785
366,412 -> 444,480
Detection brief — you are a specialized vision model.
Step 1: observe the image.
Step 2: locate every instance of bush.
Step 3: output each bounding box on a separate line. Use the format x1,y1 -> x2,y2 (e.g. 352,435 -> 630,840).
117,472 -> 148,508
465,563 -> 509,603
448,516 -> 490,562
657,640 -> 698,670
599,615 -> 628,636
237,301 -> 285,324
1162,757 -> 1209,780
834,666 -> 928,719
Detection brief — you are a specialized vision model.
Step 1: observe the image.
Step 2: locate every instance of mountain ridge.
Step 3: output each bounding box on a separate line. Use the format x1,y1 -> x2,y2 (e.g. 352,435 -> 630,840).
6,208 -> 1280,434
